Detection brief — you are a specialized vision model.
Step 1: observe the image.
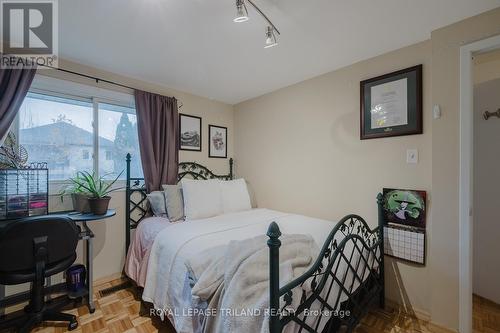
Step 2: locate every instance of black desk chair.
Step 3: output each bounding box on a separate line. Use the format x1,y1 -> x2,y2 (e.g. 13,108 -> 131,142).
0,216 -> 80,332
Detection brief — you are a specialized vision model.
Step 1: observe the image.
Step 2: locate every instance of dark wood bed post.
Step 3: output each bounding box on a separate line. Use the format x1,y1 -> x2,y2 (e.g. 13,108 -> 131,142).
125,153 -> 132,254
377,193 -> 385,309
267,222 -> 282,333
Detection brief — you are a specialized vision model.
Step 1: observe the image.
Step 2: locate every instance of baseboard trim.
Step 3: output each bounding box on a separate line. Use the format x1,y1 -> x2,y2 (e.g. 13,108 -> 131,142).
385,298 -> 431,321
474,293 -> 500,307
427,322 -> 458,333
385,299 -> 457,333
93,272 -> 124,286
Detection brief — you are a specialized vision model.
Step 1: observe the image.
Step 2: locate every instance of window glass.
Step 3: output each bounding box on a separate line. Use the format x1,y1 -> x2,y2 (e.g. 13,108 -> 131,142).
18,93 -> 93,180
98,103 -> 142,179
82,150 -> 90,160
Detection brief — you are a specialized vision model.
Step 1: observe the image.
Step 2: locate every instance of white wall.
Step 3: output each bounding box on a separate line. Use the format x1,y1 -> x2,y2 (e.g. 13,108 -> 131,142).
473,77 -> 500,304
233,9 -> 500,328
234,40 -> 433,316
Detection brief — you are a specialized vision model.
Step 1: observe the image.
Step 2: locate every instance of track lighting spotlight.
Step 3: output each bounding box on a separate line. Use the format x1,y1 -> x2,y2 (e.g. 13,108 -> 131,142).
232,0 -> 280,48
234,0 -> 249,23
264,26 -> 278,48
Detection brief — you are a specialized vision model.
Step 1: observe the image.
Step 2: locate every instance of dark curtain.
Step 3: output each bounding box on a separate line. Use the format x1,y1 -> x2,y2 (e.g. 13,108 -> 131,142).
134,90 -> 179,192
0,65 -> 37,140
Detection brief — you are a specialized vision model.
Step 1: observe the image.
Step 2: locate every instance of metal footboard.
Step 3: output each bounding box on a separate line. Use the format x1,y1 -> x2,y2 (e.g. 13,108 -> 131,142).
267,194 -> 385,333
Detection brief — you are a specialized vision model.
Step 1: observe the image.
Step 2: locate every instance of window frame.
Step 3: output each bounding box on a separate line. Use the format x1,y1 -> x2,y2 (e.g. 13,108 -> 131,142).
15,75 -> 138,192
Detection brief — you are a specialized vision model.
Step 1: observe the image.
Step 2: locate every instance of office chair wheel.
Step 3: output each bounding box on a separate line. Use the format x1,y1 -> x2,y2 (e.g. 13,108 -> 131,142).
68,318 -> 78,330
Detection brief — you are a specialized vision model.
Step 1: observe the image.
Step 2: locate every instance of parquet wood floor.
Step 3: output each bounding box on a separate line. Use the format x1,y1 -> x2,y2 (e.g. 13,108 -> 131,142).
473,294 -> 500,333
2,277 -> 497,333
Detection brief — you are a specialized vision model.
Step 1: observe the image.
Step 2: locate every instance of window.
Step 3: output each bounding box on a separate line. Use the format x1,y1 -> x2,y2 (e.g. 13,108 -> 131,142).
98,103 -> 142,179
17,90 -> 143,182
18,93 -> 93,181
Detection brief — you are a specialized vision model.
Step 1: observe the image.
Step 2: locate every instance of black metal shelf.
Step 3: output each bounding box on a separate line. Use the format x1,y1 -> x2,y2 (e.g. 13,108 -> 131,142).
0,168 -> 48,220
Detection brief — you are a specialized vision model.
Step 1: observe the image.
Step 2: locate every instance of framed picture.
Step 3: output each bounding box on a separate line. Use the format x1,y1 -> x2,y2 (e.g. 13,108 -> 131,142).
360,65 -> 422,140
208,125 -> 227,158
382,188 -> 427,229
179,114 -> 202,151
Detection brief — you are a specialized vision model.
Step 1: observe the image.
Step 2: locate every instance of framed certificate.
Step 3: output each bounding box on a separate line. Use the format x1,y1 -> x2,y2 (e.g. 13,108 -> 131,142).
360,65 -> 422,140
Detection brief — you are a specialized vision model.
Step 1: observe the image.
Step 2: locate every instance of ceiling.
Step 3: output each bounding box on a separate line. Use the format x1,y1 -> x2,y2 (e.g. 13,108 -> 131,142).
59,0 -> 500,104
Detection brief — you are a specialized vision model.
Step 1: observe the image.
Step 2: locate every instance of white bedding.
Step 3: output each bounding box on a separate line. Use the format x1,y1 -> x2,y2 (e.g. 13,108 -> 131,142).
142,208 -> 370,333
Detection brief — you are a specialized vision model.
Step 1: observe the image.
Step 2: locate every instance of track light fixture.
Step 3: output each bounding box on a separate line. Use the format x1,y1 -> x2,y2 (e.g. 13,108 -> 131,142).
264,25 -> 278,48
232,0 -> 280,49
234,0 -> 249,23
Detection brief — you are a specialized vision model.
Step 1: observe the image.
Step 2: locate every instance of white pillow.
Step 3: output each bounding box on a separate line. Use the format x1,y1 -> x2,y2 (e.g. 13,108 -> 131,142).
220,178 -> 252,214
181,179 -> 222,220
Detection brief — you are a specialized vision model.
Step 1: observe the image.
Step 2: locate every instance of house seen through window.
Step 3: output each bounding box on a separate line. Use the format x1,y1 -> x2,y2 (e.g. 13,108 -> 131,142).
82,150 -> 90,160
18,93 -> 143,181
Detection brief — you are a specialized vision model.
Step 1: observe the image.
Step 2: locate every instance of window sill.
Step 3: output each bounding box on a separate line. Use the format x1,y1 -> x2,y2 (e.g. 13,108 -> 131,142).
48,180 -> 127,196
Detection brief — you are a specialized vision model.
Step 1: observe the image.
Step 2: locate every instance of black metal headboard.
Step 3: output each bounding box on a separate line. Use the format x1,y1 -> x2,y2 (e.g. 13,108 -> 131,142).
125,153 -> 233,251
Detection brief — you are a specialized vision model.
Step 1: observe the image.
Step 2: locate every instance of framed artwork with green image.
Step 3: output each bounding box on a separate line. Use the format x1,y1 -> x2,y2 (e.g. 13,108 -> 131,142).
382,188 -> 426,229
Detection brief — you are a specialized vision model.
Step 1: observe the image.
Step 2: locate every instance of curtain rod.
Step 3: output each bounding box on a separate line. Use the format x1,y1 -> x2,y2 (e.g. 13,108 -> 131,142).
38,64 -> 183,108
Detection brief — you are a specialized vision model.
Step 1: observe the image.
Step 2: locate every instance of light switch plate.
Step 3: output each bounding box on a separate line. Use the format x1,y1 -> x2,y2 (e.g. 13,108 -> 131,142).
433,105 -> 441,119
407,149 -> 418,164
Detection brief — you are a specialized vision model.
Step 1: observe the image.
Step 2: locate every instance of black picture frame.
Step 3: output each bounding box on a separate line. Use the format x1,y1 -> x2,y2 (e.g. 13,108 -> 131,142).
208,125 -> 227,159
360,65 -> 422,140
179,114 -> 202,151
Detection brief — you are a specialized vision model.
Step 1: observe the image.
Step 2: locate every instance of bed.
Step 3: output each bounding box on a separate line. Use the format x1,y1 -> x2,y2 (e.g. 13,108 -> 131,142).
124,154 -> 384,333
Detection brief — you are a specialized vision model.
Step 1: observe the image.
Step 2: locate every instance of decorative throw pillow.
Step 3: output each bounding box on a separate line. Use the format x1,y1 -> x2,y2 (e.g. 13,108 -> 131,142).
146,191 -> 167,217
162,184 -> 185,222
220,178 -> 252,213
181,179 -> 222,220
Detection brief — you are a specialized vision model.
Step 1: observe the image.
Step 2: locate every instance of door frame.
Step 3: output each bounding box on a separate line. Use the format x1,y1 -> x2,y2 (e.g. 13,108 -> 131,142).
459,34 -> 500,333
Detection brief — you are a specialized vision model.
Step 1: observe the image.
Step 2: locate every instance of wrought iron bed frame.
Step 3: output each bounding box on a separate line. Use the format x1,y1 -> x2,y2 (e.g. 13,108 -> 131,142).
124,153 -> 234,252
125,154 -> 385,333
267,197 -> 385,332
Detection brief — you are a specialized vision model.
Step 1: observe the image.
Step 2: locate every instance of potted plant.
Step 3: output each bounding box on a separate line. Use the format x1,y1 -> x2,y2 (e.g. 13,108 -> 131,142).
72,191 -> 91,213
71,171 -> 123,215
59,174 -> 91,213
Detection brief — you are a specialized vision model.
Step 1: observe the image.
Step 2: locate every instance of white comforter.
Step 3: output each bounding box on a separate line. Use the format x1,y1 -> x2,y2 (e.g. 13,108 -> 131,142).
188,234 -> 318,333
142,209 -> 355,332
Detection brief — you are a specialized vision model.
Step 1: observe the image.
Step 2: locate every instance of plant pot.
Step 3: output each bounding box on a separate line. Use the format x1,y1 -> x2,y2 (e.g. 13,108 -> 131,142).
88,196 -> 111,215
72,193 -> 91,213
